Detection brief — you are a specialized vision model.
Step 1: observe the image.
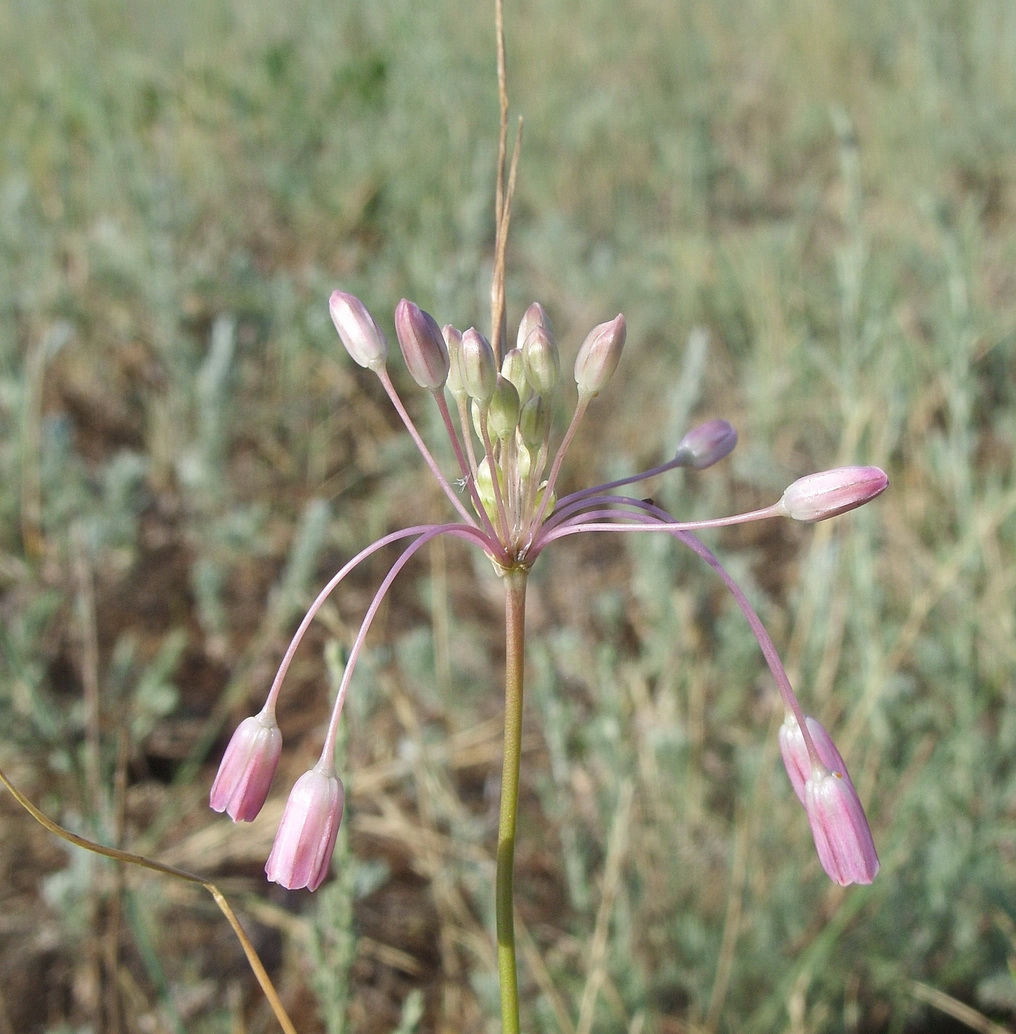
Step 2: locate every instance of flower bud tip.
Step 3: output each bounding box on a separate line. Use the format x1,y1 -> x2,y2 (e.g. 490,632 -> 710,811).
674,419 -> 737,470
395,299 -> 450,390
779,466 -> 888,522
574,314 -> 626,398
329,291 -> 388,370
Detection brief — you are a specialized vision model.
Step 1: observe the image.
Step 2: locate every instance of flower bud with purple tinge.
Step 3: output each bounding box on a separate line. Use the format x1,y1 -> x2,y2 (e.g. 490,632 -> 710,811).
461,328 -> 497,403
574,314 -> 626,398
778,466 -> 888,522
329,291 -> 388,370
517,301 -> 553,352
522,325 -> 559,396
395,299 -> 450,390
210,711 -> 282,822
674,419 -> 738,470
501,347 -> 528,399
265,763 -> 345,892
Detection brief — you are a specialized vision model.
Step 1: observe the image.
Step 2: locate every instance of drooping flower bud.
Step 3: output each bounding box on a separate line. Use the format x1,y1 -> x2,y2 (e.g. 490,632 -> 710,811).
395,299 -> 450,390
779,713 -> 879,885
778,466 -> 888,522
265,763 -> 345,892
443,325 -> 466,398
488,375 -> 521,441
522,323 -> 559,396
574,314 -> 626,398
674,419 -> 738,470
779,713 -> 853,805
460,327 -> 497,403
805,769 -> 880,886
210,711 -> 283,822
329,291 -> 388,370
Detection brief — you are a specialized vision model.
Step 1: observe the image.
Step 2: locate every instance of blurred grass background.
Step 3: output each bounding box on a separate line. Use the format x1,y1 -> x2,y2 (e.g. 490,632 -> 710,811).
1,0 -> 1015,1031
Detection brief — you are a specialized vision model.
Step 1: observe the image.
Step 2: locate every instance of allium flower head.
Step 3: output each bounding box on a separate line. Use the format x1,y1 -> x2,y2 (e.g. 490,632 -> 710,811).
212,291 -> 888,892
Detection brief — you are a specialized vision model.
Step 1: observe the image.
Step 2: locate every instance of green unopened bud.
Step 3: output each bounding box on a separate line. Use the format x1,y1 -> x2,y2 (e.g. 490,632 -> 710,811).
517,302 -> 552,352
522,325 -> 559,395
460,328 -> 497,403
501,347 -> 528,399
395,299 -> 449,390
534,480 -> 556,516
519,394 -> 551,452
488,375 -> 520,441
475,456 -> 501,517
443,325 -> 465,398
574,314 -> 626,398
470,398 -> 486,441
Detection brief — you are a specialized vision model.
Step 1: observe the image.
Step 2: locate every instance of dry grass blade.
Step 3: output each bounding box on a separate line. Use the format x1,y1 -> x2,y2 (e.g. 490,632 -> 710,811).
0,762 -> 299,1034
909,981 -> 1012,1034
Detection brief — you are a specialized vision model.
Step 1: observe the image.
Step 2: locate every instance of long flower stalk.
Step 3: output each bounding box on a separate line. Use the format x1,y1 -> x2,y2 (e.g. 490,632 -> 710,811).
497,567 -> 528,1034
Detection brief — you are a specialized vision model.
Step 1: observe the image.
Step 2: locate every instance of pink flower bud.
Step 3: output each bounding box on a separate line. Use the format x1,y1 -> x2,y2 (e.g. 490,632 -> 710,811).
209,712 -> 282,822
674,419 -> 737,470
778,466 -> 888,522
395,299 -> 449,390
779,713 -> 879,885
265,764 -> 345,892
779,713 -> 852,805
805,769 -> 880,885
516,301 -> 553,352
329,291 -> 388,370
574,314 -> 626,398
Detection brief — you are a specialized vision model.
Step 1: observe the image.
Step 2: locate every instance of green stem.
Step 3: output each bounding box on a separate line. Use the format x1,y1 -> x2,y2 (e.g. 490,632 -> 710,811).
497,566 -> 528,1034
